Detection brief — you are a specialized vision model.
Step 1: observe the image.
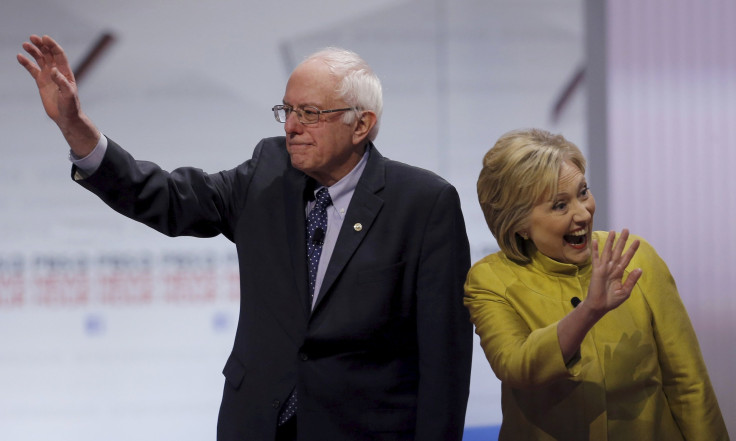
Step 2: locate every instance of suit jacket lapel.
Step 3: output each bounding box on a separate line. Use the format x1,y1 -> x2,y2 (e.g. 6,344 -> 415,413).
283,167 -> 312,317
313,146 -> 385,312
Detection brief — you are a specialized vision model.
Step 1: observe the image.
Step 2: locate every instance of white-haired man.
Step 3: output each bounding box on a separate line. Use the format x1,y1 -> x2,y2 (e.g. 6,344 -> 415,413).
19,35 -> 472,441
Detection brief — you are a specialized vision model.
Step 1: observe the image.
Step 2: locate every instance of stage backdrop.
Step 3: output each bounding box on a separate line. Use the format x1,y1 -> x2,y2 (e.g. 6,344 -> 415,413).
1,1 -> 586,440
604,0 -> 736,435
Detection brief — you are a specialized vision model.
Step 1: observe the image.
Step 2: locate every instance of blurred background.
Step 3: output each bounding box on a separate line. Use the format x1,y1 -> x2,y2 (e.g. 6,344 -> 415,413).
0,0 -> 733,439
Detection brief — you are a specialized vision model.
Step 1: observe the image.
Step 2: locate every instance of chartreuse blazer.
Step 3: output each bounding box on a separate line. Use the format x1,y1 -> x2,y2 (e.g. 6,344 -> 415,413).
464,231 -> 728,441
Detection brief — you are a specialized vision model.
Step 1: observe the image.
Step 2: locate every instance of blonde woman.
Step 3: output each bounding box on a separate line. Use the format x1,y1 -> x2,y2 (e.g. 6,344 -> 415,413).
465,129 -> 728,440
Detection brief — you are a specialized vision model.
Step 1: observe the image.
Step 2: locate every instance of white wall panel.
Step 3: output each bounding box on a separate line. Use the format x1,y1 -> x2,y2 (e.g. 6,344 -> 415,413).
607,0 -> 736,433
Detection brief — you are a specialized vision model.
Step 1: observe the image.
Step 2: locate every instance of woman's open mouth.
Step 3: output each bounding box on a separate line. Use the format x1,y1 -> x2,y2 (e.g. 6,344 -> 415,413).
564,228 -> 588,249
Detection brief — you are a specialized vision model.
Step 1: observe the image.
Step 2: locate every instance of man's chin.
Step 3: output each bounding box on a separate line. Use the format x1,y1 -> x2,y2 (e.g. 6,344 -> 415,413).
289,156 -> 313,175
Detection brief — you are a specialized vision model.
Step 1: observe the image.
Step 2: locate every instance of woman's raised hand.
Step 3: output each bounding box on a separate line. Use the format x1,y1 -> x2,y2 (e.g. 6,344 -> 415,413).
584,229 -> 643,317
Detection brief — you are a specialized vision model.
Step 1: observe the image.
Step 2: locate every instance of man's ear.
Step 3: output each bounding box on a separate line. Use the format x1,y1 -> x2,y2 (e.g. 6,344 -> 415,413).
352,111 -> 377,145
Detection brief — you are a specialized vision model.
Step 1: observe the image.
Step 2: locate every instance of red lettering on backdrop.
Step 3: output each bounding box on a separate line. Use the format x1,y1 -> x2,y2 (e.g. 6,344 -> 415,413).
164,271 -> 217,303
99,273 -> 153,305
0,256 -> 24,308
31,255 -> 89,307
162,253 -> 217,304
95,254 -> 154,305
33,274 -> 89,306
0,273 -> 24,307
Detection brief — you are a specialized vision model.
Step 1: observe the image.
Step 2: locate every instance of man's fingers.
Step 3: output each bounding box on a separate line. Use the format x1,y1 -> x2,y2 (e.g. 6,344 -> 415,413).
50,67 -> 73,96
21,41 -> 45,67
17,53 -> 40,77
19,35 -> 75,90
44,35 -> 72,75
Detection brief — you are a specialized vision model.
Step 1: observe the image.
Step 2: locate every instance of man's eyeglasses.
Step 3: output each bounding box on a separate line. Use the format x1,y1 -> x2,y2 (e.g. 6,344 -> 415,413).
272,104 -> 354,125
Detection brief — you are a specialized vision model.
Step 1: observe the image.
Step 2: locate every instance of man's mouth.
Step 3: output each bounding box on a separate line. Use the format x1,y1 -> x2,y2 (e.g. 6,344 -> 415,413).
564,228 -> 588,249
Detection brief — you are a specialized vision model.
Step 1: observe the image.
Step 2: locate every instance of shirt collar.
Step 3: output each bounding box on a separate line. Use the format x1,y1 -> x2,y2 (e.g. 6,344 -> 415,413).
312,145 -> 370,219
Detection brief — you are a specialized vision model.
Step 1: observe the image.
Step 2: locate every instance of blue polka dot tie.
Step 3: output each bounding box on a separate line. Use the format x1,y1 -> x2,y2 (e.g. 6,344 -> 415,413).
278,187 -> 332,426
305,187 -> 332,302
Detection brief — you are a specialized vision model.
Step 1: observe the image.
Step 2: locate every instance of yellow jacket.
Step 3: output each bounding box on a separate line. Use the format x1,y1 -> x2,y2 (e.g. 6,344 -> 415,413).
464,231 -> 728,441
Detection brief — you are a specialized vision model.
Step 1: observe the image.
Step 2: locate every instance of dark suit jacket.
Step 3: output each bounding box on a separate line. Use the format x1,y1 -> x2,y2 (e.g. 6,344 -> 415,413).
76,136 -> 473,441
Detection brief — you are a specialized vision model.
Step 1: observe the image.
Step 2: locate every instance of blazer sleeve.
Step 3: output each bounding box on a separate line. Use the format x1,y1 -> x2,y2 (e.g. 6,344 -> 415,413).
414,184 -> 473,441
73,136 -> 258,242
464,258 -> 573,389
635,238 -> 729,440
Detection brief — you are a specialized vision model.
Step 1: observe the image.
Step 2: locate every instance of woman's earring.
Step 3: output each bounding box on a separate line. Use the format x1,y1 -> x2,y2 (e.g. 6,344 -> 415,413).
519,232 -> 528,240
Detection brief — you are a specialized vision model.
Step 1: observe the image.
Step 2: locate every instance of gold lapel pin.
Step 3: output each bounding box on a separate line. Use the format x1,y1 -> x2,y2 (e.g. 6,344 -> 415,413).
354,223 -> 363,232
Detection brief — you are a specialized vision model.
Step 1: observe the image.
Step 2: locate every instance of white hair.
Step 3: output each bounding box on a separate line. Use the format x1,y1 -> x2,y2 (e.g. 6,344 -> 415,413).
301,47 -> 383,141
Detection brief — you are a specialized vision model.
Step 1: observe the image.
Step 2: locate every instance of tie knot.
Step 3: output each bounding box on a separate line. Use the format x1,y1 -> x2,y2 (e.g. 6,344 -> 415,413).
314,188 -> 332,210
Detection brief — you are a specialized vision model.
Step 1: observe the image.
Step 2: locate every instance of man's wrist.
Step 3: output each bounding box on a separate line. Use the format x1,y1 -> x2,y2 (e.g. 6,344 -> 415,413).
70,132 -> 107,178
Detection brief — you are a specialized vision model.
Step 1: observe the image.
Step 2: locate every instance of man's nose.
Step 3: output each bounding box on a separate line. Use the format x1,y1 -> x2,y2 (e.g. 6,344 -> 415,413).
284,110 -> 303,134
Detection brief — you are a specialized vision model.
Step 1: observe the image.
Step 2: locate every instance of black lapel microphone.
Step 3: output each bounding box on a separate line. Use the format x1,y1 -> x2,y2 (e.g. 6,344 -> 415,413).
312,227 -> 325,245
571,297 -> 581,308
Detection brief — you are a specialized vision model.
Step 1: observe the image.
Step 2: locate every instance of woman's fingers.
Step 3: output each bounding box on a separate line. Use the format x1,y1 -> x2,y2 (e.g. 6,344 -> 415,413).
600,230 -> 616,264
622,267 -> 643,293
612,228 -> 629,260
597,230 -> 640,282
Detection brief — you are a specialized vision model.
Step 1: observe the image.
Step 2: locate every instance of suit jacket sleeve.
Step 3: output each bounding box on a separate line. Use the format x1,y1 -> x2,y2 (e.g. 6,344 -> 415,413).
414,184 -> 473,441
72,136 -> 258,241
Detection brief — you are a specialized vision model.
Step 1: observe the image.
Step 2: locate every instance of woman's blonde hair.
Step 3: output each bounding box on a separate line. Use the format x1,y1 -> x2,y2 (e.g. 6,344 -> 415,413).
477,129 -> 586,263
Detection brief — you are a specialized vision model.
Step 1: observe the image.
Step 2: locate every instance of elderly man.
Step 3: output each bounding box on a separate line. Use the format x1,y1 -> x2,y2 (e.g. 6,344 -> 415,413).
18,35 -> 472,441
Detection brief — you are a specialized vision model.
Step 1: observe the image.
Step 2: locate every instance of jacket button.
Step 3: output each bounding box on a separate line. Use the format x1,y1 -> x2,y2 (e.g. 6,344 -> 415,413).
300,353 -> 309,361
272,400 -> 280,408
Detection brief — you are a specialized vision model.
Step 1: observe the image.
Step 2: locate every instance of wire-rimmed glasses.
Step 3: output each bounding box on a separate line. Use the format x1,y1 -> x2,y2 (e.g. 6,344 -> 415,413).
271,104 -> 354,124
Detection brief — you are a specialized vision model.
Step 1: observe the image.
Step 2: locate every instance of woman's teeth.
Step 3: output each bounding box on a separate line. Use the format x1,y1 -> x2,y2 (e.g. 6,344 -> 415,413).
564,229 -> 588,245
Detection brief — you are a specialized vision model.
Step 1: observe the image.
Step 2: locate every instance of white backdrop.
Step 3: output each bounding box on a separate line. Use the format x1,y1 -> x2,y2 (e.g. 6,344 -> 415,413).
606,0 -> 736,435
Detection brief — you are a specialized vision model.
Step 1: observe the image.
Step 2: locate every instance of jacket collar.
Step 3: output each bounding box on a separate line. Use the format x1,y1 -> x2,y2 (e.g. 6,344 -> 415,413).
527,242 -> 593,278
